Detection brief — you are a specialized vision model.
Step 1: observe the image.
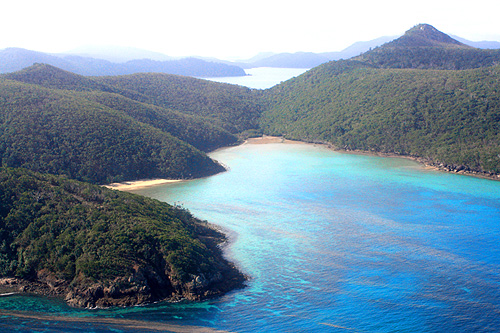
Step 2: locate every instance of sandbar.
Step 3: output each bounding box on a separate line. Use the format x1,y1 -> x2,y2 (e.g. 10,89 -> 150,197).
104,179 -> 182,191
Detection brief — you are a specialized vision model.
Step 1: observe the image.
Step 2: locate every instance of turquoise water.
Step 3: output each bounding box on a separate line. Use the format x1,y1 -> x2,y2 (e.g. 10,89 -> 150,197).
1,143 -> 500,332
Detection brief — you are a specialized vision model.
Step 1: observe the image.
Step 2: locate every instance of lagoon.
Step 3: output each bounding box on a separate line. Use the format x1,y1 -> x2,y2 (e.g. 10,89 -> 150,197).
1,142 -> 500,332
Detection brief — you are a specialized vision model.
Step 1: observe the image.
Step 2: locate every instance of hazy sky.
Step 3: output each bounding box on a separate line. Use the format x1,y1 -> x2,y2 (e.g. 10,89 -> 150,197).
3,0 -> 500,59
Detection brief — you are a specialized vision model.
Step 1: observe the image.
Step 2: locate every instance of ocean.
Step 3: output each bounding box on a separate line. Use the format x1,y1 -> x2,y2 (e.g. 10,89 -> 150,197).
1,142 -> 499,332
203,67 -> 309,89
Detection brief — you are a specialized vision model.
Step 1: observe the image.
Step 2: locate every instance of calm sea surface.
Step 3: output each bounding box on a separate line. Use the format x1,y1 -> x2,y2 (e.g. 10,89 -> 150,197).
203,67 -> 309,89
1,143 -> 500,332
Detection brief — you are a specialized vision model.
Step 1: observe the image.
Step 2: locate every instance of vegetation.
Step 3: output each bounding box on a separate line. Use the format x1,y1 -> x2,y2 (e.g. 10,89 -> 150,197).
96,73 -> 264,133
0,77 -> 227,184
1,23 -> 500,308
0,64 -> 261,183
355,24 -> 500,70
356,46 -> 500,70
262,61 -> 500,174
261,25 -> 500,175
0,167 -> 244,307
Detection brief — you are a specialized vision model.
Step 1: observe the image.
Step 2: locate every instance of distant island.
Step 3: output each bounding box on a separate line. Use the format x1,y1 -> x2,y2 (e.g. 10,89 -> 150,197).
0,48 -> 246,77
2,29 -> 499,78
1,23 -> 500,308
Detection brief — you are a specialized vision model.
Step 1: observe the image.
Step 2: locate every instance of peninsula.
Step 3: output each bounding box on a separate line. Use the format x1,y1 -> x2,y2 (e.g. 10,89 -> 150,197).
0,168 -> 245,308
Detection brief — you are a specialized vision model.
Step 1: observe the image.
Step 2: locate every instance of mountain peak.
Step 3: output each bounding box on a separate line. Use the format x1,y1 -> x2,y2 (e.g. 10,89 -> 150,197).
385,24 -> 471,49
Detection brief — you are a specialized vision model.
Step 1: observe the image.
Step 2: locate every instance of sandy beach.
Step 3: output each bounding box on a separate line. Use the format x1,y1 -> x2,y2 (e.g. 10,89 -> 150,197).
104,179 -> 182,191
104,136 -> 498,192
244,135 -> 308,145
244,136 -> 499,180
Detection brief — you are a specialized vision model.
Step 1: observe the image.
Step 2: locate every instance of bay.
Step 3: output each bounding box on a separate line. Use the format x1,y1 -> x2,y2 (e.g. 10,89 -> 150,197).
203,67 -> 309,89
1,142 -> 499,332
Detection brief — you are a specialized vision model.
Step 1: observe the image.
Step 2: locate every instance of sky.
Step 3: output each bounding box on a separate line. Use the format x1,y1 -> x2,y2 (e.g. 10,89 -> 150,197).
2,0 -> 500,60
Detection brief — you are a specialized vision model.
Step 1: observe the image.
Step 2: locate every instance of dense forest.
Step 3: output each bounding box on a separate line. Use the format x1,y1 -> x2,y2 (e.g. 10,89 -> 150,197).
0,167 -> 245,307
261,24 -> 500,176
262,61 -> 500,174
95,73 -> 264,134
355,24 -> 500,70
0,64 -> 262,184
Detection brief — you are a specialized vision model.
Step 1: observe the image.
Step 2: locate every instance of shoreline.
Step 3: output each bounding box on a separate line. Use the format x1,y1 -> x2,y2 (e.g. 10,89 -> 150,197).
243,135 -> 308,145
245,136 -> 500,181
104,135 -> 499,192
103,179 -> 183,191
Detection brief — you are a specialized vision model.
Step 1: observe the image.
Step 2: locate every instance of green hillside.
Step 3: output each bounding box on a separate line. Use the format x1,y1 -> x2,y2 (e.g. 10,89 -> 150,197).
0,64 -> 269,184
81,91 -> 237,152
0,76 -> 225,184
3,64 -> 239,151
262,60 -> 500,175
96,73 -> 264,134
260,25 -> 500,176
0,167 -> 245,307
1,23 -> 500,309
355,24 -> 500,70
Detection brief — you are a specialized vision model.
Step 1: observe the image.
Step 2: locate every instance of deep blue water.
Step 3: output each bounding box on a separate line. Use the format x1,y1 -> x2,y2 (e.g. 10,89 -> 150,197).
1,143 -> 500,332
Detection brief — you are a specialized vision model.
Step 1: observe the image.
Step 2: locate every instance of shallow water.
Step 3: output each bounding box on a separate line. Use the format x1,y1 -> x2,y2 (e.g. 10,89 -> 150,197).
1,143 -> 499,332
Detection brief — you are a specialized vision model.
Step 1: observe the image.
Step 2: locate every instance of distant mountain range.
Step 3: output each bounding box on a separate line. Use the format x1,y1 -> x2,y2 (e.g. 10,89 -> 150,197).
65,45 -> 175,62
232,33 -> 500,68
0,48 -> 246,77
1,30 -> 499,77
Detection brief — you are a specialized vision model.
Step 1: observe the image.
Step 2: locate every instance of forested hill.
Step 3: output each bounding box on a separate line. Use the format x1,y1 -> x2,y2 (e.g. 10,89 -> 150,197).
355,24 -> 500,70
95,73 -> 264,134
0,64 -> 262,184
260,24 -> 500,177
262,60 -> 500,176
0,167 -> 245,308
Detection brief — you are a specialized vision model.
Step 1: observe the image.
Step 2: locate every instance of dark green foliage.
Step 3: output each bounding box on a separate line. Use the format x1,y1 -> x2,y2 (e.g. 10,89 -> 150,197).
0,77 -> 225,183
0,167 -> 230,284
384,24 -> 468,48
2,64 -> 239,152
3,63 -> 118,93
357,46 -> 500,70
262,61 -> 500,173
260,25 -> 500,175
96,73 -> 264,133
80,91 -> 238,152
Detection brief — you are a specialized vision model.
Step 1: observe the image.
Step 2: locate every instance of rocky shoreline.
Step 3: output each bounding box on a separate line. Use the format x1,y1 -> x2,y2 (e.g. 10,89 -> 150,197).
422,159 -> 500,181
0,224 -> 246,309
0,258 -> 245,309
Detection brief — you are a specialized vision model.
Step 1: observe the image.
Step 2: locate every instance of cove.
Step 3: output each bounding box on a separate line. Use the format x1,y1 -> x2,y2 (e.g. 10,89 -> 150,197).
1,142 -> 499,332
